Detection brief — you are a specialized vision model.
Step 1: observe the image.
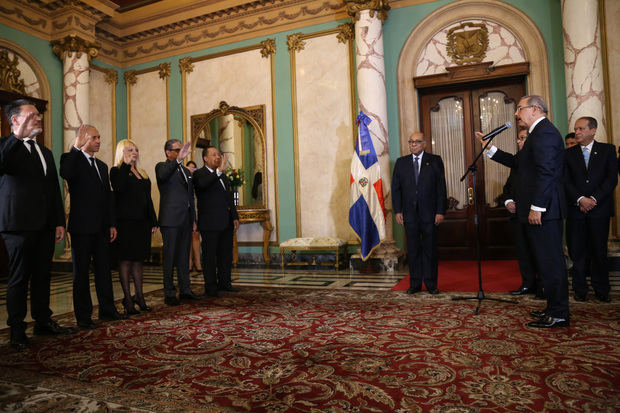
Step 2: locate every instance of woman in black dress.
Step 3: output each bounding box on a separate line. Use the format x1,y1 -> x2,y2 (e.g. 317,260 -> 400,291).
110,140 -> 158,315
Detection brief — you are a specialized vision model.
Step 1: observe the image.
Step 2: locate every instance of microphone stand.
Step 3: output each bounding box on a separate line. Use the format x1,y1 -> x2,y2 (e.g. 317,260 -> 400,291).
452,134 -> 518,314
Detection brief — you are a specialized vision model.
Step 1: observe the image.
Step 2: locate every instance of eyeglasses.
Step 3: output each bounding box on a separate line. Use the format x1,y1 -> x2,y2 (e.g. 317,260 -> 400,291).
407,139 -> 425,144
168,148 -> 181,152
516,105 -> 535,112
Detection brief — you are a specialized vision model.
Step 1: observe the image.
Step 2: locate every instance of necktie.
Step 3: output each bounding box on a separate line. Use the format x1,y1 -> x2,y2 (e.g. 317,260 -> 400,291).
89,157 -> 102,182
583,147 -> 590,168
25,140 -> 44,175
413,156 -> 419,184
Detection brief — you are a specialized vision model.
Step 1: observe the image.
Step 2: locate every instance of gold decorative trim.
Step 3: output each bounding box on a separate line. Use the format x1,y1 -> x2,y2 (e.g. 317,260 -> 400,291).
0,49 -> 26,94
446,22 -> 489,65
124,70 -> 137,85
178,57 -> 194,74
336,23 -> 355,44
259,39 -> 276,58
290,37 -> 301,236
270,50 -> 280,244
345,0 -> 390,24
158,62 -> 171,79
103,68 -> 118,85
287,33 -> 306,53
51,35 -> 100,61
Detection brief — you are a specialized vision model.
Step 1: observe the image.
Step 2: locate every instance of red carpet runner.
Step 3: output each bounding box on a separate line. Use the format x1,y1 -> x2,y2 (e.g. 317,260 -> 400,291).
392,260 -> 521,292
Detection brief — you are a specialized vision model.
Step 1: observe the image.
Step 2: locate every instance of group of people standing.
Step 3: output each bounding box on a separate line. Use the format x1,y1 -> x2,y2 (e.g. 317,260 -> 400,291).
392,94 -> 617,329
1,99 -> 239,350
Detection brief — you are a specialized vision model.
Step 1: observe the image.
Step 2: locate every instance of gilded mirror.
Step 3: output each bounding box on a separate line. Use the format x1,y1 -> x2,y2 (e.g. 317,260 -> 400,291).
190,101 -> 266,208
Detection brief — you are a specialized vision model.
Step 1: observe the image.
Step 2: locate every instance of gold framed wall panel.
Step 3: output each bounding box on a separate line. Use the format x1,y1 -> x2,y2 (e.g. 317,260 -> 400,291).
289,27 -> 356,238
89,64 -> 117,166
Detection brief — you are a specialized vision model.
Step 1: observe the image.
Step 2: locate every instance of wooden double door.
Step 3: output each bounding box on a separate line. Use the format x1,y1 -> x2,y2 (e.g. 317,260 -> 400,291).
418,77 -> 526,260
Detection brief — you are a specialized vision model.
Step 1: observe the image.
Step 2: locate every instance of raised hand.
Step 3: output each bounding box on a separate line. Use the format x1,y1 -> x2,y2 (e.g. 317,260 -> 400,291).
14,112 -> 36,139
178,141 -> 191,161
74,124 -> 90,150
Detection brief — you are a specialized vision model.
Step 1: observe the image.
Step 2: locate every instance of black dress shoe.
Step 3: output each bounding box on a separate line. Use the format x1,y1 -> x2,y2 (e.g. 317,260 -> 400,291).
534,292 -> 546,300
219,286 -> 240,292
77,320 -> 98,330
99,311 -> 128,321
527,316 -> 570,328
406,287 -> 421,295
33,320 -> 74,336
164,296 -> 181,306
574,293 -> 587,302
428,288 -> 440,295
510,286 -> 533,296
530,310 -> 548,319
205,289 -> 219,298
10,330 -> 30,350
180,291 -> 204,300
595,293 -> 611,303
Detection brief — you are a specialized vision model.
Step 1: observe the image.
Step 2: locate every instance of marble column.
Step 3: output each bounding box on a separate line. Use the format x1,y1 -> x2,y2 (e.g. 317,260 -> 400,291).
347,1 -> 401,269
562,0 -> 607,138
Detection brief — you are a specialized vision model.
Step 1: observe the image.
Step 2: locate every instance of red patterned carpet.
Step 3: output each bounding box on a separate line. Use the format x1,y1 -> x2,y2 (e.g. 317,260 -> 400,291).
0,287 -> 619,412
392,260 -> 522,292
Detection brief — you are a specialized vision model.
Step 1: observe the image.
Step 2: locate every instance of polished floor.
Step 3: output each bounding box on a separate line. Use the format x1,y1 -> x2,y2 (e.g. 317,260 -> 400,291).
1,263 -> 618,325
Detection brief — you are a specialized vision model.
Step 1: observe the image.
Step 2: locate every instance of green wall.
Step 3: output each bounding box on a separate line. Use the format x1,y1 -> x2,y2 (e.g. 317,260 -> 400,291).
1,0 -> 568,256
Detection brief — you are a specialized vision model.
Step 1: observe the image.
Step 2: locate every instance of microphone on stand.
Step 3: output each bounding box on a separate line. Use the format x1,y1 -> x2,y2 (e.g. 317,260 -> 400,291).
481,122 -> 513,140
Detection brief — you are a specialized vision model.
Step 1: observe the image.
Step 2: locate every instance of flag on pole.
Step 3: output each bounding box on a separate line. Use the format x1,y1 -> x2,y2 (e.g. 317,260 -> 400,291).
349,111 -> 386,261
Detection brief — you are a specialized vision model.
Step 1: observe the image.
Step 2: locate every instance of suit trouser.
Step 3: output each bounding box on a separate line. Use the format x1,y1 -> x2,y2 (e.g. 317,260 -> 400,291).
525,219 -> 569,319
201,225 -> 233,294
2,230 -> 54,332
567,216 -> 611,296
70,232 -> 117,323
513,218 -> 538,289
404,219 -> 438,290
160,218 -> 192,298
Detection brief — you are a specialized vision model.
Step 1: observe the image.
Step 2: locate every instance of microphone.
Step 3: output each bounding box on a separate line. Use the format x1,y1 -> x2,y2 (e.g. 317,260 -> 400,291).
481,122 -> 513,140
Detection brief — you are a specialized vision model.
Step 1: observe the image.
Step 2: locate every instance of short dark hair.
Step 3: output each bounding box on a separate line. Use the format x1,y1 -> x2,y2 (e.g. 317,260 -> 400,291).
202,145 -> 218,158
186,160 -> 197,168
565,132 -> 575,141
164,139 -> 182,152
4,99 -> 36,127
577,116 -> 597,130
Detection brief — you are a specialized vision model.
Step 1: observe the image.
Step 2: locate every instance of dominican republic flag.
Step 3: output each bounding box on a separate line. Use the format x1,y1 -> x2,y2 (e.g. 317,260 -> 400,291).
349,111 -> 386,261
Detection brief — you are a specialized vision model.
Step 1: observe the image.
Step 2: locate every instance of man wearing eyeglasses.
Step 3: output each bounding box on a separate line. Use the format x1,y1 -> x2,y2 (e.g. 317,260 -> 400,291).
511,95 -> 568,328
392,132 -> 447,295
155,139 -> 202,305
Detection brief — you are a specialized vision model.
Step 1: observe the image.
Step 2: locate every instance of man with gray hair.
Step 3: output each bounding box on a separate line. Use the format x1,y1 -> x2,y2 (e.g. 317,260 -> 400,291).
155,139 -> 201,305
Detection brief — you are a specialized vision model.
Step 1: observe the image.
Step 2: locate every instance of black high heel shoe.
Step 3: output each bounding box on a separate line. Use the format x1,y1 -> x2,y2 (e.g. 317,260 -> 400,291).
133,295 -> 152,312
123,298 -> 140,315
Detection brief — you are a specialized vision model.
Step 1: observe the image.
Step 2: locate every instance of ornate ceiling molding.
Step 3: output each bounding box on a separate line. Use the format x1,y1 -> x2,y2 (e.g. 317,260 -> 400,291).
0,0 -> 349,67
51,35 -> 100,61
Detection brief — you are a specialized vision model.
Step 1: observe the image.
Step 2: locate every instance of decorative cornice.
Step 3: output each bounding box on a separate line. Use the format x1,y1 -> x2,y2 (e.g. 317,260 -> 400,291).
124,70 -> 137,85
51,35 -> 100,61
178,57 -> 194,74
103,68 -> 118,85
336,22 -> 354,43
259,39 -> 276,58
158,62 -> 171,79
287,33 -> 305,53
345,0 -> 390,24
0,49 -> 26,94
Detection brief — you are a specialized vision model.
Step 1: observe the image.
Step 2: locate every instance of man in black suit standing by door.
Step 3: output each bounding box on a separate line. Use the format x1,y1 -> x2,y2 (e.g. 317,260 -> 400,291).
60,124 -> 127,329
1,99 -> 73,349
392,132 -> 447,295
511,95 -> 568,328
156,139 -> 201,305
564,117 -> 617,302
193,146 -> 240,297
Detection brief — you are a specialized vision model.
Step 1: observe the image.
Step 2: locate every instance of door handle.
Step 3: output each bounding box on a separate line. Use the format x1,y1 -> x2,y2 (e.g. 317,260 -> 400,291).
467,187 -> 474,204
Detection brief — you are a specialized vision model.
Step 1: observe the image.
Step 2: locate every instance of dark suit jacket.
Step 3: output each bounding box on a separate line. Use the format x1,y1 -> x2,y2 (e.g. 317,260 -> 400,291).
0,134 -> 64,232
60,147 -> 115,234
155,160 -> 196,227
110,163 -> 157,226
193,167 -> 239,231
391,152 -> 447,224
491,148 -> 520,209
564,141 -> 617,219
514,118 -> 566,223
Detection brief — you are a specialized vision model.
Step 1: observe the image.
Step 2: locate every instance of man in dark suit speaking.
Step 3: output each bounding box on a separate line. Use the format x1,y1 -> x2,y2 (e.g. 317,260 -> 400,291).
565,117 -> 617,303
60,124 -> 126,329
392,132 -> 447,295
511,95 -> 568,328
155,139 -> 201,305
193,146 -> 240,297
1,99 -> 73,349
